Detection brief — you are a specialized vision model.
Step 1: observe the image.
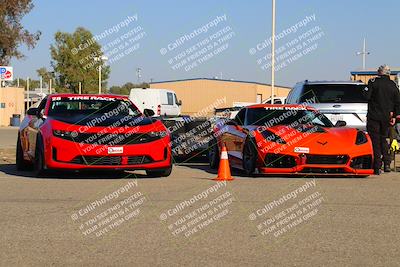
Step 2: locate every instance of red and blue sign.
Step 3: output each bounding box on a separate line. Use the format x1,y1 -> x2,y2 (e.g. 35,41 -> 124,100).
0,66 -> 13,81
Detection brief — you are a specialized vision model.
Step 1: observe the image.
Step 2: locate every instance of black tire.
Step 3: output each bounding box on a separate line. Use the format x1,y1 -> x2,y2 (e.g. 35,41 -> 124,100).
243,138 -> 258,176
208,137 -> 220,169
16,134 -> 32,171
33,135 -> 46,177
146,166 -> 172,177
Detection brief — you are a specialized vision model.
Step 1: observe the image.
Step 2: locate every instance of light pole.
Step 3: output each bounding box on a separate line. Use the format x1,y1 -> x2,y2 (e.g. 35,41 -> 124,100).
49,71 -> 55,94
94,55 -> 108,94
136,68 -> 142,84
27,77 -> 30,109
271,0 -> 276,104
49,78 -> 52,94
356,38 -> 370,70
40,76 -> 43,95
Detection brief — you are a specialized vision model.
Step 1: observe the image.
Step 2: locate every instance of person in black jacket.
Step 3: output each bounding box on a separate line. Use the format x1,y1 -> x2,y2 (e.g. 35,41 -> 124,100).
364,65 -> 400,175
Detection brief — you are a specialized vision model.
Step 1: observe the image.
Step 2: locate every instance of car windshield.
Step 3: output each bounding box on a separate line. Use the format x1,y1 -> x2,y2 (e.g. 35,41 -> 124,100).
246,107 -> 334,127
299,84 -> 368,103
48,96 -> 141,117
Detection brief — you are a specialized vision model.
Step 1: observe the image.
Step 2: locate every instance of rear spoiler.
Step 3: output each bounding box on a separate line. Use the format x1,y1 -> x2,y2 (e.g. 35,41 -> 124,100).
214,106 -> 242,115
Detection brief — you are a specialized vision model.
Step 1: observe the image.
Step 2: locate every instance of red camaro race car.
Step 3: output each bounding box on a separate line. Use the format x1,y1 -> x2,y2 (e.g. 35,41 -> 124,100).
16,94 -> 172,177
208,104 -> 374,176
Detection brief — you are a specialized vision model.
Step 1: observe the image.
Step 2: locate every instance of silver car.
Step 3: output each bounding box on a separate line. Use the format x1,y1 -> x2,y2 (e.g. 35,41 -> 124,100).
286,80 -> 368,130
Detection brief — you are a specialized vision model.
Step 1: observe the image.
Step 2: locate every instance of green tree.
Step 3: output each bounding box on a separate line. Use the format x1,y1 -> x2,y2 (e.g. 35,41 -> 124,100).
0,0 -> 41,65
109,86 -> 124,95
11,78 -> 40,89
109,82 -> 150,95
50,27 -> 110,94
36,67 -> 53,88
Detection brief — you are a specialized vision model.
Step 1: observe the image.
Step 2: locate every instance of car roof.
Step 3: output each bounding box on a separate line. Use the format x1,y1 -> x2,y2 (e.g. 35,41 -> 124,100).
247,104 -> 316,110
301,80 -> 365,85
49,93 -> 129,99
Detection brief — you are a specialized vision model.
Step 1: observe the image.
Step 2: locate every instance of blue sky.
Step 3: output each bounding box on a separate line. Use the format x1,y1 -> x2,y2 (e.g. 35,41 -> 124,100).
10,0 -> 400,87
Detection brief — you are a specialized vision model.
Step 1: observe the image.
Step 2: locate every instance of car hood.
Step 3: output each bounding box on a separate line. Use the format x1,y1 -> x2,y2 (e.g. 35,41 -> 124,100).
252,124 -> 368,155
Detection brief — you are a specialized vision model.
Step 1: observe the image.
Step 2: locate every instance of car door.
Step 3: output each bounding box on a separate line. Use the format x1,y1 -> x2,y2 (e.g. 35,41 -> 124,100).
232,109 -> 250,163
164,92 -> 175,116
224,108 -> 248,164
172,93 -> 180,116
25,98 -> 48,159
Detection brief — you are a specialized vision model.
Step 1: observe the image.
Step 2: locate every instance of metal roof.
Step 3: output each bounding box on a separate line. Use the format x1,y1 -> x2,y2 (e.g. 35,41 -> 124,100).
149,77 -> 291,89
351,69 -> 400,75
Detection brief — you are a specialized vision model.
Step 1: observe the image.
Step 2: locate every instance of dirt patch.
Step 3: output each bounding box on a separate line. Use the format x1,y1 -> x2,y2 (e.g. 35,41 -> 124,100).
0,148 -> 15,164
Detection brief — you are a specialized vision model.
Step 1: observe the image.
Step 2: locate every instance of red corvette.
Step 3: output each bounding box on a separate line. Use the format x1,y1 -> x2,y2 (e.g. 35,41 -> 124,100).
208,104 -> 374,176
17,94 -> 172,177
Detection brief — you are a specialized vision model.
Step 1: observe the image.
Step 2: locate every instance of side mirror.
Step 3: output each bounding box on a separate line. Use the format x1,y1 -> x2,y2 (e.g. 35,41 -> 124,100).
143,108 -> 155,117
177,100 -> 182,106
27,108 -> 38,116
335,120 -> 347,127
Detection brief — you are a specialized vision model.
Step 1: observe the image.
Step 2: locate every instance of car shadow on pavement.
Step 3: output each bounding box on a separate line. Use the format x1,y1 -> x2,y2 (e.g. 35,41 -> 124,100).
173,155 -> 369,179
0,163 -> 155,179
179,162 -> 371,179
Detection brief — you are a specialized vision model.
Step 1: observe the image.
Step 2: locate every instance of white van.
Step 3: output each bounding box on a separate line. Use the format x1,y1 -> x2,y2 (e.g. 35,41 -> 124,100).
129,88 -> 182,117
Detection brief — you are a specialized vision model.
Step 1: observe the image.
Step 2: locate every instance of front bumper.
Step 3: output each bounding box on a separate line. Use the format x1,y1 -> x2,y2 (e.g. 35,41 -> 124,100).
45,136 -> 171,170
258,153 -> 373,176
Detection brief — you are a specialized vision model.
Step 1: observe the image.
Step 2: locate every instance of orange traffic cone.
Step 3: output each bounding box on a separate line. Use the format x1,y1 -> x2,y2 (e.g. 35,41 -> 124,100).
213,144 -> 234,181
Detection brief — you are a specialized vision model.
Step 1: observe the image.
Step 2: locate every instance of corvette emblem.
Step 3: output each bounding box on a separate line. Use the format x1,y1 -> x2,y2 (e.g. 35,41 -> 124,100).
317,141 -> 328,146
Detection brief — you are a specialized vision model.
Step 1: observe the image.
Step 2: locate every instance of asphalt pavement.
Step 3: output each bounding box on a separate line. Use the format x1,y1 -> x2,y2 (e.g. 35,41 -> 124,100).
0,127 -> 399,266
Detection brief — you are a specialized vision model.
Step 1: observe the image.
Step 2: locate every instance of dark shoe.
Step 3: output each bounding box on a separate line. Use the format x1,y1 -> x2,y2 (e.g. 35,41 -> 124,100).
374,169 -> 381,175
384,165 -> 391,172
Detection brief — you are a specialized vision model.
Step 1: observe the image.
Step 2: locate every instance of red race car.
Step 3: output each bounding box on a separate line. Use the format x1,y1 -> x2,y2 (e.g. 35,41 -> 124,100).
208,104 -> 374,176
16,94 -> 172,177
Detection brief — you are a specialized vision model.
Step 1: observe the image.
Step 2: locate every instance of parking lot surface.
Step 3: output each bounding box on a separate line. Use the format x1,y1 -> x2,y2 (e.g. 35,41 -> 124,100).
1,128 -> 400,266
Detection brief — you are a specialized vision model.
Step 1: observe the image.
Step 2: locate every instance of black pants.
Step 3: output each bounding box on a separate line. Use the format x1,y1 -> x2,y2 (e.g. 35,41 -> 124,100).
367,119 -> 390,170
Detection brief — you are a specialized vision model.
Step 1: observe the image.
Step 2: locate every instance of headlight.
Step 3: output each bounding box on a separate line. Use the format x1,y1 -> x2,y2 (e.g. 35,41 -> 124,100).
261,130 -> 286,144
356,131 -> 367,145
148,131 -> 168,138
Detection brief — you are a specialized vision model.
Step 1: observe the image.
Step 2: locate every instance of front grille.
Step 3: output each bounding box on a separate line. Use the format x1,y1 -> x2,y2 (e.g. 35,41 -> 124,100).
69,155 -> 152,165
301,168 -> 346,174
350,155 -> 372,169
58,133 -> 160,145
127,156 -> 152,165
265,154 -> 296,168
306,155 -> 348,165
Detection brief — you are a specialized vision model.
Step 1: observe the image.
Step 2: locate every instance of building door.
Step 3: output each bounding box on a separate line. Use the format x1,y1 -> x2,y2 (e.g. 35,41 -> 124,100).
256,94 -> 262,103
